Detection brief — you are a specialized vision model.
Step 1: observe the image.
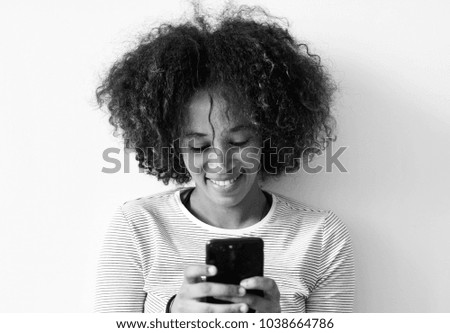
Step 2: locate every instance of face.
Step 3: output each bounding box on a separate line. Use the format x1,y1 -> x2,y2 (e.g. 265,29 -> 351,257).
180,89 -> 262,208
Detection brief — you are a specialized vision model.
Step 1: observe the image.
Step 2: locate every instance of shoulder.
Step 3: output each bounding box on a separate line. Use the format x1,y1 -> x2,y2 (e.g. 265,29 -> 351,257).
269,190 -> 348,233
118,187 -> 183,221
270,190 -> 329,219
122,187 -> 177,206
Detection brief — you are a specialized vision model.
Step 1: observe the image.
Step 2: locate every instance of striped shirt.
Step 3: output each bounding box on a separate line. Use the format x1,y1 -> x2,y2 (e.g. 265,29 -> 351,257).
94,187 -> 355,313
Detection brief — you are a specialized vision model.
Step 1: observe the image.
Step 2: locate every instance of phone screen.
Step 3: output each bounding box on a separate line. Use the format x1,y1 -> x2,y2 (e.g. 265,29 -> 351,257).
205,237 -> 264,312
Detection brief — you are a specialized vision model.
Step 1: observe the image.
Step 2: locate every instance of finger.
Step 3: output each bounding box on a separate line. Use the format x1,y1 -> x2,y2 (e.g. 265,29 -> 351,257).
214,294 -> 276,313
240,277 -> 280,299
189,282 -> 246,298
184,265 -> 217,284
214,294 -> 267,309
199,302 -> 249,313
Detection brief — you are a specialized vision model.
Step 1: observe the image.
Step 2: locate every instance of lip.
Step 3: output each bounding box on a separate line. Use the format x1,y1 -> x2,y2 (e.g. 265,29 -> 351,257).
206,175 -> 240,181
205,170 -> 242,181
206,173 -> 243,191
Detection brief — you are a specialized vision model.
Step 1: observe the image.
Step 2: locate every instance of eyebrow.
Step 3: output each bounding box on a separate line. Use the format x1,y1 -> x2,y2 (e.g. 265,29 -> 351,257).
183,124 -> 257,139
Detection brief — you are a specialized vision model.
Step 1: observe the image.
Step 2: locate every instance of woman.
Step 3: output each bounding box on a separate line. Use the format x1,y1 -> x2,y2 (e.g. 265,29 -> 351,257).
94,5 -> 355,313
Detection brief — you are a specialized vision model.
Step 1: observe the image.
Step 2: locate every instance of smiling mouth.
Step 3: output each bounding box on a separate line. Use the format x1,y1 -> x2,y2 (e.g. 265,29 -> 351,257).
206,174 -> 243,187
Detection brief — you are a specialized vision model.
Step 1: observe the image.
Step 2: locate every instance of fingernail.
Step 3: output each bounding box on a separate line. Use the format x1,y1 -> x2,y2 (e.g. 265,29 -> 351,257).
238,287 -> 246,296
240,280 -> 248,288
208,266 -> 217,275
240,304 -> 248,313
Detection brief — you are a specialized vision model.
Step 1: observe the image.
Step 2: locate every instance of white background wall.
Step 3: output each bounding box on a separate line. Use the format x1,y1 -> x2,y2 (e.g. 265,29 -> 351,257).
1,0 -> 449,312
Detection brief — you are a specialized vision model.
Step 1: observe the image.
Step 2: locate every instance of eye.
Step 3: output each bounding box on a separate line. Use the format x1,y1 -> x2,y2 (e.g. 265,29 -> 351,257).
230,140 -> 249,147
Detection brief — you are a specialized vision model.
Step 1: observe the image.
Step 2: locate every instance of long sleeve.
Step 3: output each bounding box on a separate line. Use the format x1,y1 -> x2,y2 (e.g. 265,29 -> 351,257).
306,211 -> 355,312
94,206 -> 147,312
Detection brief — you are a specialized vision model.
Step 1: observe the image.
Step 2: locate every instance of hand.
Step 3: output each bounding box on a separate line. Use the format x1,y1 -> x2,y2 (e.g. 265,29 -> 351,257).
215,277 -> 281,313
170,265 -> 249,313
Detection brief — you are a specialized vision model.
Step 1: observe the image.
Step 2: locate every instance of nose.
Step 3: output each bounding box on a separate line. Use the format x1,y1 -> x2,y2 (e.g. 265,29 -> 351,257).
204,144 -> 236,175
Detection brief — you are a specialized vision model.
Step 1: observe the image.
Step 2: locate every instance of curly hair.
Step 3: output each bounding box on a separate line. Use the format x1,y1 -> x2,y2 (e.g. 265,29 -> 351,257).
96,4 -> 337,185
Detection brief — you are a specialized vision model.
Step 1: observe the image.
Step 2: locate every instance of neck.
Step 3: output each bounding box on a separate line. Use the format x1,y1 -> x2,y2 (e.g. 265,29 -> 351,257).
187,184 -> 269,229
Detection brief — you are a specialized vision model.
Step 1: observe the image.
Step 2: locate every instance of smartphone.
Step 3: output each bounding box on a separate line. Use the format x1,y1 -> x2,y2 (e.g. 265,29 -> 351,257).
204,237 -> 264,312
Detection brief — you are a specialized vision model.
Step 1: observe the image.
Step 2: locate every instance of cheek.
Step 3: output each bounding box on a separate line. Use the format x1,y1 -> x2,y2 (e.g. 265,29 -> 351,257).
182,152 -> 204,175
192,154 -> 204,169
237,147 -> 261,174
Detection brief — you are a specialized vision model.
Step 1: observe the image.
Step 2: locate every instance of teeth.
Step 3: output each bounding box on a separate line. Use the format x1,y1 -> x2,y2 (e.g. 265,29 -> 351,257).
209,176 -> 239,186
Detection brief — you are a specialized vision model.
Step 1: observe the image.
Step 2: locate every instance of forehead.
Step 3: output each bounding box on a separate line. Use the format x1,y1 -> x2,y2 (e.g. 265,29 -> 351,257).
182,89 -> 255,136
